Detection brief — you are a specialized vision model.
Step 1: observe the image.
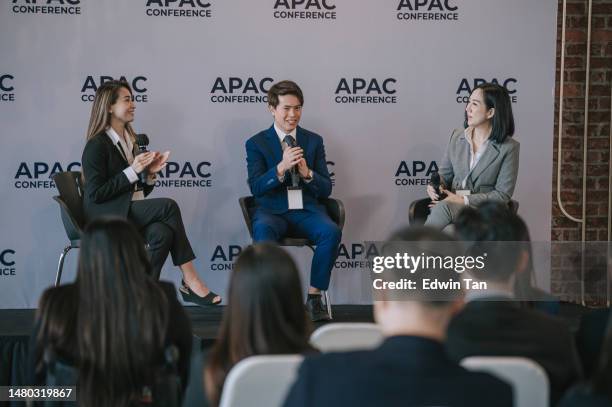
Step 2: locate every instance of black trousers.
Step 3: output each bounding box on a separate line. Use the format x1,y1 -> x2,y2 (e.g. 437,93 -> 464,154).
128,198 -> 196,279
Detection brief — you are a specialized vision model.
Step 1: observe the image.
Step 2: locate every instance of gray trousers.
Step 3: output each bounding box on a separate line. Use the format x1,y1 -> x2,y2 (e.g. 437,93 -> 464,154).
424,200 -> 465,230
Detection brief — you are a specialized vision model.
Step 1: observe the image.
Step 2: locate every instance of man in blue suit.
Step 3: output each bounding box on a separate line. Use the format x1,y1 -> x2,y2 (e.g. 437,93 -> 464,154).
245,80 -> 341,321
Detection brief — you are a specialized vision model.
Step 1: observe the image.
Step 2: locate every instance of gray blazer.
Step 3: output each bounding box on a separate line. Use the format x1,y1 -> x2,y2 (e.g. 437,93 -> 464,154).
438,128 -> 520,207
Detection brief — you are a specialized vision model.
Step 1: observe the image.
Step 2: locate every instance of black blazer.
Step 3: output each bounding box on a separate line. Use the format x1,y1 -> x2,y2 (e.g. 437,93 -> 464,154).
81,131 -> 153,222
445,300 -> 582,405
283,335 -> 512,407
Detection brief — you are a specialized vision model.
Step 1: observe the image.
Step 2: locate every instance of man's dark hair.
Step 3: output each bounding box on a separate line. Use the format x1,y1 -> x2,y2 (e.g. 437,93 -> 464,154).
382,226 -> 463,306
454,202 -> 525,283
267,80 -> 304,108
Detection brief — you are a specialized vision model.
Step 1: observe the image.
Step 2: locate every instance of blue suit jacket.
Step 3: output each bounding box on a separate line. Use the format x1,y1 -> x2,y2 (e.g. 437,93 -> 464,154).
245,125 -> 332,214
283,336 -> 513,407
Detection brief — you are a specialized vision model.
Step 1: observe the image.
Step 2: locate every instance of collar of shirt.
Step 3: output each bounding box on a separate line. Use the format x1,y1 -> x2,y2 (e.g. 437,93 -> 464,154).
463,127 -> 490,174
106,127 -> 134,162
273,123 -> 297,148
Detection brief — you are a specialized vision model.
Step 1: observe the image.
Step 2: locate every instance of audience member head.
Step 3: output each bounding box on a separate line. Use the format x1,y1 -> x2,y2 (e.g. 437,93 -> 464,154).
36,217 -> 168,407
463,82 -> 515,143
374,226 -> 464,341
86,79 -> 135,141
454,202 -> 529,289
204,243 -> 312,406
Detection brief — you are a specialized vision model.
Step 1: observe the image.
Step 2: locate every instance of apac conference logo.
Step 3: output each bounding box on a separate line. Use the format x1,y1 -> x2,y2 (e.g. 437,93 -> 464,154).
81,76 -> 149,103
334,243 -> 379,270
456,78 -> 518,104
335,78 -> 397,104
0,250 -> 16,277
394,160 -> 438,187
14,162 -> 81,189
145,0 -> 211,18
154,161 -> 212,188
273,0 -> 336,20
0,75 -> 15,102
11,0 -> 81,15
209,245 -> 242,271
396,0 -> 458,22
210,77 -> 273,104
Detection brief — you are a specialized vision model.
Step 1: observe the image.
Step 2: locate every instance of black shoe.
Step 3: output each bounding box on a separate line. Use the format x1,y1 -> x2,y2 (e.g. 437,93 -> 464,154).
306,294 -> 331,322
179,280 -> 222,307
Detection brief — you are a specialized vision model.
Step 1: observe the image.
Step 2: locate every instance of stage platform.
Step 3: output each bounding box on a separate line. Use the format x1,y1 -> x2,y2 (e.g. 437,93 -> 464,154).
0,305 -> 374,340
0,302 -> 596,391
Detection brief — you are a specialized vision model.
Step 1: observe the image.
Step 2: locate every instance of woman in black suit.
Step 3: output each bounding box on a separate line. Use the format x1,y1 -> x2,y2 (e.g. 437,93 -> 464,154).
81,79 -> 219,306
31,218 -> 193,406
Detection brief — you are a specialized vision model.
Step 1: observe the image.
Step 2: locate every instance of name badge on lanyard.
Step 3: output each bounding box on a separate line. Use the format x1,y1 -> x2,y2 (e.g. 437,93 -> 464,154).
287,187 -> 304,210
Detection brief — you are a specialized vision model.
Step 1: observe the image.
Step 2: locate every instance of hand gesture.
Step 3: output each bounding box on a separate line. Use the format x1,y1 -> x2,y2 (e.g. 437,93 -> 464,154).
131,152 -> 156,173
297,158 -> 309,178
148,151 -> 170,174
427,184 -> 439,201
277,147 -> 303,174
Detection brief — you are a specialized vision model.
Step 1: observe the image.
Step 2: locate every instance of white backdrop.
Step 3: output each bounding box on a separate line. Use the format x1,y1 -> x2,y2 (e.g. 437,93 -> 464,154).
0,0 -> 557,308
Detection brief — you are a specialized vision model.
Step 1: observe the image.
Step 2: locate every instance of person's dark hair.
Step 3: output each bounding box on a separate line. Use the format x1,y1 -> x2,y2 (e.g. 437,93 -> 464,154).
384,226 -> 463,306
463,82 -> 515,144
204,243 -> 313,406
591,312 -> 612,398
454,202 -> 524,283
267,80 -> 304,108
35,217 -> 169,407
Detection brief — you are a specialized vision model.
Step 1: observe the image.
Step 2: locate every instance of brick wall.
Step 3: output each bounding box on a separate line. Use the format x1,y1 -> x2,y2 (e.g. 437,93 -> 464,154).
552,0 -> 611,303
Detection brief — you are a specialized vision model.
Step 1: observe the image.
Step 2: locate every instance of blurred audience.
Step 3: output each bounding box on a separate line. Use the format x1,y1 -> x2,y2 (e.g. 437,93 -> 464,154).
204,243 -> 315,407
559,311 -> 612,406
30,218 -> 192,406
447,202 -> 582,404
283,227 -> 512,407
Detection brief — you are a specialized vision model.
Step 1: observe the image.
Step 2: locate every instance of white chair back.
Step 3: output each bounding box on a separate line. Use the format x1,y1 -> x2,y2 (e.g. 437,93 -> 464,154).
461,356 -> 549,407
310,323 -> 384,352
218,354 -> 303,407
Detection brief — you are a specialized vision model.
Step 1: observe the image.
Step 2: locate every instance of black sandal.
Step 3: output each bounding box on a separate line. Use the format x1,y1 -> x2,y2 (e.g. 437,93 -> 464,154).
179,280 -> 222,306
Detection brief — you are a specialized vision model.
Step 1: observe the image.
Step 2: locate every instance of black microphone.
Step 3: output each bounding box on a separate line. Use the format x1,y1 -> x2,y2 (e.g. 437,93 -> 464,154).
283,135 -> 299,187
430,171 -> 447,200
135,133 -> 150,185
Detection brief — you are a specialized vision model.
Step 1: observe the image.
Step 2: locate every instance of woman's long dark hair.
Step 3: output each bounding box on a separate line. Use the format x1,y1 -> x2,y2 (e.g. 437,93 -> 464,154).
35,218 -> 169,407
204,243 -> 313,406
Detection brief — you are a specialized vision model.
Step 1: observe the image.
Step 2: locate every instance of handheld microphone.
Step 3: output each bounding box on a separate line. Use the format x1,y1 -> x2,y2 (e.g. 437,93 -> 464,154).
135,133 -> 150,184
283,135 -> 299,187
430,171 -> 447,200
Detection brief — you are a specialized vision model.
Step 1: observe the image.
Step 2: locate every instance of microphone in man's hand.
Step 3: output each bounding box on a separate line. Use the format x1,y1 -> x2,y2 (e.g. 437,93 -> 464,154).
283,135 -> 298,170
135,133 -> 150,184
430,171 -> 447,200
283,135 -> 299,187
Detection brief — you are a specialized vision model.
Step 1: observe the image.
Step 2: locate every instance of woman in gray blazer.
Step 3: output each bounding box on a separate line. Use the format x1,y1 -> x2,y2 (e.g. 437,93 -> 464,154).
425,83 -> 519,229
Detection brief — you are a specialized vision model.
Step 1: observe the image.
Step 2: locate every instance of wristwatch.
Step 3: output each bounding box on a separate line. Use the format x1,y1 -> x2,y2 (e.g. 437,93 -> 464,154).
304,169 -> 313,180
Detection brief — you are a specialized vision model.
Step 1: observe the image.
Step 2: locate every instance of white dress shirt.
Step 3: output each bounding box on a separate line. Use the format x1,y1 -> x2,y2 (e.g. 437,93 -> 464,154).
105,127 -> 145,201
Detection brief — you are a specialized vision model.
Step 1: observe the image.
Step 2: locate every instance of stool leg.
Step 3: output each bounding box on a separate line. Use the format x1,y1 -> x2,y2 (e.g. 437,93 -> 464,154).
323,291 -> 333,319
56,245 -> 71,287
